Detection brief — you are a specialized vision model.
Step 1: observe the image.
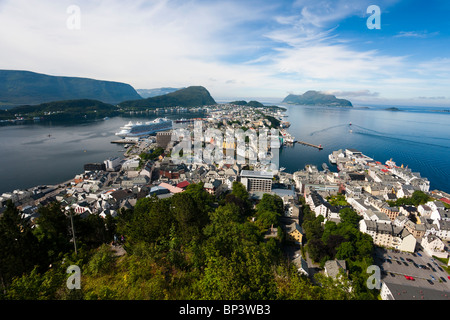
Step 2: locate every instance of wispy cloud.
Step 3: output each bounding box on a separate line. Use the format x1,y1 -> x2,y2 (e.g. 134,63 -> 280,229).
0,0 -> 448,104
323,90 -> 380,97
395,30 -> 439,38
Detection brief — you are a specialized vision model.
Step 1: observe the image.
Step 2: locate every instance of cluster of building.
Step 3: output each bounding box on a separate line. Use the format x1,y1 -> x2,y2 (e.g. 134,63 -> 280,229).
2,103 -> 449,300
296,148 -> 450,258
0,103 -> 296,228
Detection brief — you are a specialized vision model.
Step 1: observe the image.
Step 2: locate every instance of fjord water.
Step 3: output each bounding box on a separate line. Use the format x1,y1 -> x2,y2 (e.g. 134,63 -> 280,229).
279,105 -> 450,193
0,106 -> 449,194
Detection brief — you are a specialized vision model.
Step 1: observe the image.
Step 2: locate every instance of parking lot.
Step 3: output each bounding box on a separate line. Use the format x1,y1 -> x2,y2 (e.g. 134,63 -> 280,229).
375,247 -> 450,293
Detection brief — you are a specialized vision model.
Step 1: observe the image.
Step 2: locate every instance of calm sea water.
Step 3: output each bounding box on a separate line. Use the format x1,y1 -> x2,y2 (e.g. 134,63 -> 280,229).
278,105 -> 450,193
0,106 -> 449,194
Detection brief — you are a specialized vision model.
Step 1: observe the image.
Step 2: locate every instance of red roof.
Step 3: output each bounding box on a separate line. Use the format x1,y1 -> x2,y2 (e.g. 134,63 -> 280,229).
176,181 -> 190,189
440,198 -> 450,205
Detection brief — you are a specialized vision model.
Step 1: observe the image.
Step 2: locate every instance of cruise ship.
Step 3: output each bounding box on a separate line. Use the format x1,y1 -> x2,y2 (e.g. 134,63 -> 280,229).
115,118 -> 173,137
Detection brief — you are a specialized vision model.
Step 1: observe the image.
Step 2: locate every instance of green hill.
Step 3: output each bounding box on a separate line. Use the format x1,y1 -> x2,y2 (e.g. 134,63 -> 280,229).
282,90 -> 353,107
0,70 -> 142,106
119,86 -> 216,109
4,99 -> 118,121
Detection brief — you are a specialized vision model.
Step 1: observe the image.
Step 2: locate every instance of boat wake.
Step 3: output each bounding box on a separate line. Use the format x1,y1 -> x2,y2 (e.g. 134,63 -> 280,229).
351,124 -> 450,150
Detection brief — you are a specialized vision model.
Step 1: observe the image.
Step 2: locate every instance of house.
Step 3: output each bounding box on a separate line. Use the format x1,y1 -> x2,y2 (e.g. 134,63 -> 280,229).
417,204 -> 433,217
158,182 -> 184,194
285,222 -> 304,245
396,185 -> 416,198
176,181 -> 190,190
380,204 -> 400,221
203,179 -> 222,195
421,234 -> 448,259
110,189 -> 134,203
398,229 -> 416,253
324,259 -> 347,279
436,220 -> 450,241
430,208 -> 450,224
404,220 -> 426,239
363,209 -> 391,224
399,205 -> 418,218
158,160 -> 186,180
122,158 -> 140,171
292,255 -> 309,276
359,219 -> 416,252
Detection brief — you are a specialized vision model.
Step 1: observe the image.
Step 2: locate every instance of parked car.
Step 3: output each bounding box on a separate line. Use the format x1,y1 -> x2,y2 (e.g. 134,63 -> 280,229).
440,277 -> 447,283
417,252 -> 422,257
430,275 -> 436,281
427,279 -> 434,285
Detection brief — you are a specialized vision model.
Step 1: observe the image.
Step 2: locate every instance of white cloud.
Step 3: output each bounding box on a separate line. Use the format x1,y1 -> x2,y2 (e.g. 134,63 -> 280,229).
0,0 -> 448,104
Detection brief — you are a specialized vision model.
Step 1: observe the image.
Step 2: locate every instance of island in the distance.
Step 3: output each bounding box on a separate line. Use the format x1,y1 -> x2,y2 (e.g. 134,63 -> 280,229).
282,90 -> 353,107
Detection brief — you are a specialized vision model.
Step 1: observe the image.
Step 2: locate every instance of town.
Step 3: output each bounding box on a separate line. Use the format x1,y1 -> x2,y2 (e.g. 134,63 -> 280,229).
1,102 -> 449,300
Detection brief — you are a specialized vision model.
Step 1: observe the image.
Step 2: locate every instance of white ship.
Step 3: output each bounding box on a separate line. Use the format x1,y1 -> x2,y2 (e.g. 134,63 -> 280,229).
328,153 -> 336,164
115,118 -> 172,137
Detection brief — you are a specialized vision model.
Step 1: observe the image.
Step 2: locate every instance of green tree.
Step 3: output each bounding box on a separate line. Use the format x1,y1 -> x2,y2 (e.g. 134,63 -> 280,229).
171,192 -> 210,244
0,201 -> 42,291
33,202 -> 72,262
255,194 -> 284,229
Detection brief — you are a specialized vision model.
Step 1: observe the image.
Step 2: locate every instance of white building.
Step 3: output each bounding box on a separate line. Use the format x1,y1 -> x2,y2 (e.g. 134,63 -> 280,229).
421,234 -> 448,259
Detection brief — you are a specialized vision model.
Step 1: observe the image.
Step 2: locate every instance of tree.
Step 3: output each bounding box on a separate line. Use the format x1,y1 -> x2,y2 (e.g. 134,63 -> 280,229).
255,194 -> 284,229
339,207 -> 361,227
118,197 -> 173,246
33,202 -> 72,262
171,192 -> 210,244
0,201 -> 42,291
335,241 -> 356,261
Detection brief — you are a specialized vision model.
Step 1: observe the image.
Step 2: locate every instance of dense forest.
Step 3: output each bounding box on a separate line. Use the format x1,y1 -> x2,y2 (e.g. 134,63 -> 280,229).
0,182 -> 378,300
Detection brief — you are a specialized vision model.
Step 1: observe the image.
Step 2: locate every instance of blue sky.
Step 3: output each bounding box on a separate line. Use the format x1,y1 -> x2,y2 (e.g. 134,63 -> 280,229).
0,0 -> 449,106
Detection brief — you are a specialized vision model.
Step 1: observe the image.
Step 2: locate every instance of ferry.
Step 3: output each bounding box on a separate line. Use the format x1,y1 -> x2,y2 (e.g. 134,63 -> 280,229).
115,118 -> 172,137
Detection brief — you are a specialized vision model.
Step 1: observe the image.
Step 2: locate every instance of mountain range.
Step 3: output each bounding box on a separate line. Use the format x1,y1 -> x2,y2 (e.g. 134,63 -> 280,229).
0,70 -> 142,106
282,90 -> 353,107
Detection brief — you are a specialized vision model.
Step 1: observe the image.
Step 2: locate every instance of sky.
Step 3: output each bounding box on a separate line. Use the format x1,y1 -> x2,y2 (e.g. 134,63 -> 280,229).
0,0 -> 450,106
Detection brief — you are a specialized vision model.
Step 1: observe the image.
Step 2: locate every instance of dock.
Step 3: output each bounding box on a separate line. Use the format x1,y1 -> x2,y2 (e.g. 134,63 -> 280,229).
296,141 -> 323,150
111,140 -> 138,145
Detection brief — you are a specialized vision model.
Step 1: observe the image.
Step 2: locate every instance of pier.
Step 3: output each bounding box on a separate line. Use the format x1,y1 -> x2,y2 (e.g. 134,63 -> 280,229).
296,141 -> 323,150
111,140 -> 138,145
